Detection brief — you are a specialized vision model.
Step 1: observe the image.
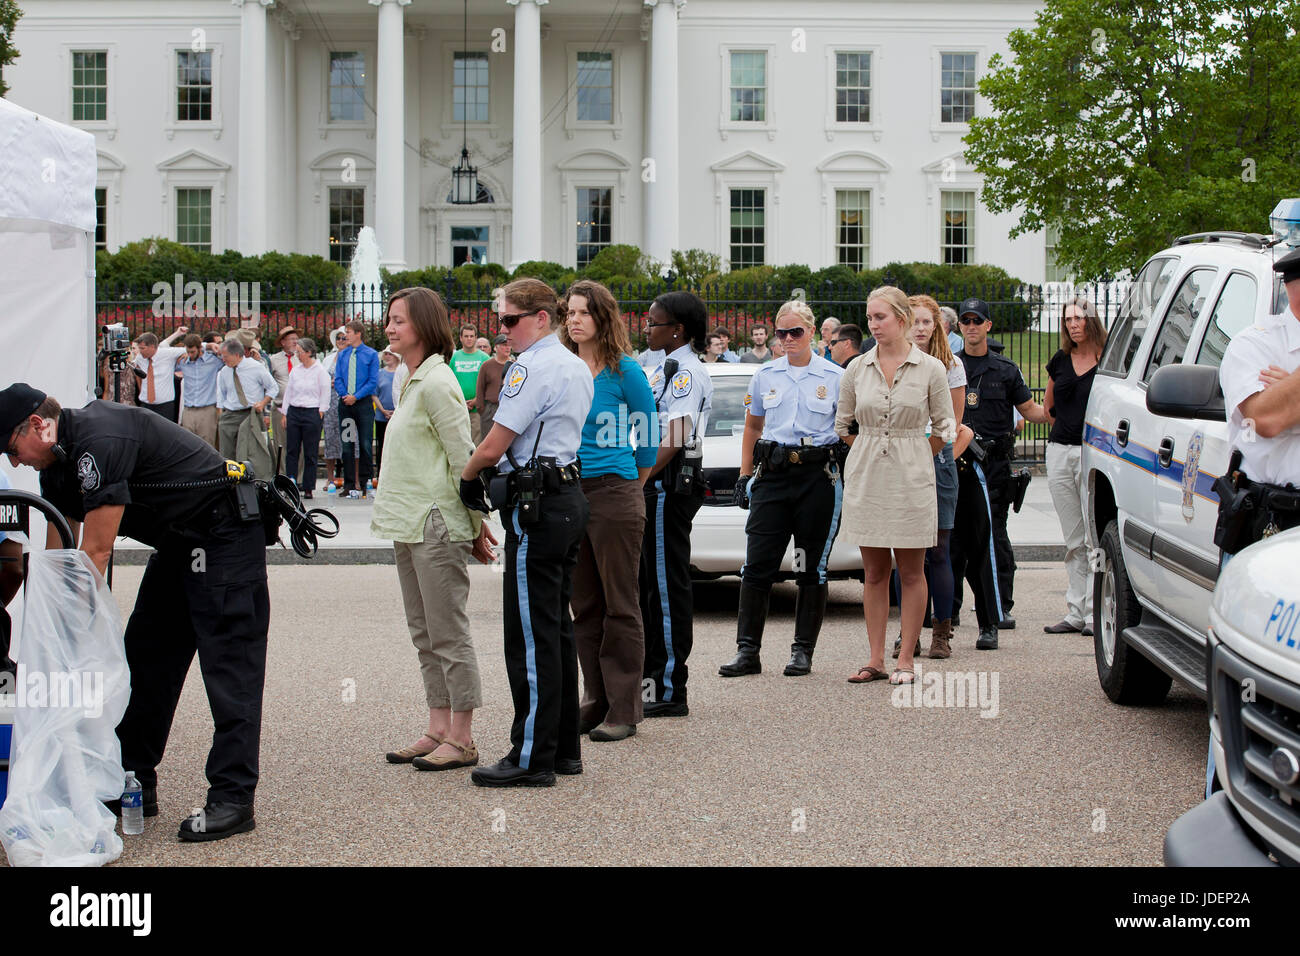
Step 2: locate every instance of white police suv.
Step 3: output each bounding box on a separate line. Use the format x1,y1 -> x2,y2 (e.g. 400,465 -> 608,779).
1083,223 -> 1288,704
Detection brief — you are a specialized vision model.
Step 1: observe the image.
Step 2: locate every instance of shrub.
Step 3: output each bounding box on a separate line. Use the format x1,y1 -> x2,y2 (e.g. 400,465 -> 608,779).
581,244 -> 650,283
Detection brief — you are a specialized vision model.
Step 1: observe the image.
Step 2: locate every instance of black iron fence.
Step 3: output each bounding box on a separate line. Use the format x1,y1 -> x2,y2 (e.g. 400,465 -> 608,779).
97,277 -> 1129,465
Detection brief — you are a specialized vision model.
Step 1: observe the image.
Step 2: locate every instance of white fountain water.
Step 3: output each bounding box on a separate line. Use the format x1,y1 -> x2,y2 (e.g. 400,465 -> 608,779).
346,226 -> 383,323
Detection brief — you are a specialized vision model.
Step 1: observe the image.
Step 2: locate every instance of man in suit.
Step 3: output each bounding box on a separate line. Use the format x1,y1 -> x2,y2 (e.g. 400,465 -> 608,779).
334,319 -> 380,499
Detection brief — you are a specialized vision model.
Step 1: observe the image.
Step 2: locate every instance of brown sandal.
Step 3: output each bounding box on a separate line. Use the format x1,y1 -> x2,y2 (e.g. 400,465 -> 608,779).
385,732 -> 444,764
847,665 -> 889,683
412,739 -> 480,771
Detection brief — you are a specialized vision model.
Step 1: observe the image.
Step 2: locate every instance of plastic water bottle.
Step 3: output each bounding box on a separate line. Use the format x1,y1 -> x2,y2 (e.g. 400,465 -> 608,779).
121,772 -> 144,835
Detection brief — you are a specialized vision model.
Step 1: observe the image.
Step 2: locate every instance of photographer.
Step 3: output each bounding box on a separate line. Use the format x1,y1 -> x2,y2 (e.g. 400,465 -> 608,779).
1,383 -> 270,842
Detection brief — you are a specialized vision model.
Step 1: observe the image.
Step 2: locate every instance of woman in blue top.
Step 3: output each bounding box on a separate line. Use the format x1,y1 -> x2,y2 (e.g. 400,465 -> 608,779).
560,280 -> 659,742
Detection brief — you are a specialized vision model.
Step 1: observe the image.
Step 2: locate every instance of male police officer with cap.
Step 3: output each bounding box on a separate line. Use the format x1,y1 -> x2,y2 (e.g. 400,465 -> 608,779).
460,278 -> 594,787
949,298 -> 1049,649
1,383 -> 269,840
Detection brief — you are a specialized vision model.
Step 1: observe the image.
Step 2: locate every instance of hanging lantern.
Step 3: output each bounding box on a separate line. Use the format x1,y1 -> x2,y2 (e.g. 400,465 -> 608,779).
451,146 -> 478,205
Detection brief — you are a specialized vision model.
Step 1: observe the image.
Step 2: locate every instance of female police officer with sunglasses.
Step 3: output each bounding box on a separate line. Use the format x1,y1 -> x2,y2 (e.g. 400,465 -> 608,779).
640,292 -> 713,717
719,300 -> 845,679
460,278 -> 594,786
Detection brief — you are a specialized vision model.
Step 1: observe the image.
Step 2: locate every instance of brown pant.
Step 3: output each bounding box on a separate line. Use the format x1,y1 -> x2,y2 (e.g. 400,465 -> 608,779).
180,404 -> 219,449
572,475 -> 648,726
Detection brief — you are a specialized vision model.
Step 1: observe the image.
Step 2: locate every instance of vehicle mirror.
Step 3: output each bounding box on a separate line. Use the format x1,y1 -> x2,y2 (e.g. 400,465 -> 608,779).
1145,364 -> 1226,422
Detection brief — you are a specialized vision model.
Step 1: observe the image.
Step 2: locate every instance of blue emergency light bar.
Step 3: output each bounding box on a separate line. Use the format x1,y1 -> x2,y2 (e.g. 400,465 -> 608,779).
1270,198 -> 1300,248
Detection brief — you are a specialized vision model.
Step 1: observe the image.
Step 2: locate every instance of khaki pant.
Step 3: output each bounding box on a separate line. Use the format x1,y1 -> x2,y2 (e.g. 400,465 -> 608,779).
572,475 -> 647,726
181,404 -> 219,449
393,509 -> 481,711
1046,442 -> 1092,628
270,401 -> 288,474
469,410 -> 482,444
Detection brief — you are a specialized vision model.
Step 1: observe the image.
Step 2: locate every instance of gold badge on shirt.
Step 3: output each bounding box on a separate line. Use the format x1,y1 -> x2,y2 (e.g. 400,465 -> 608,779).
966,390 -> 980,408
816,385 -> 827,399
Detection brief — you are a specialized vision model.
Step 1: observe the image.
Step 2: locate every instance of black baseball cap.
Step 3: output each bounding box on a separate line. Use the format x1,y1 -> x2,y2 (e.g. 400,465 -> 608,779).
492,334 -> 508,346
1274,248 -> 1300,284
0,383 -> 47,445
958,298 -> 992,323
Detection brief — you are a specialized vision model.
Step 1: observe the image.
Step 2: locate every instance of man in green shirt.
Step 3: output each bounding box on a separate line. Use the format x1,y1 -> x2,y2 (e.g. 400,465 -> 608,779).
450,325 -> 490,441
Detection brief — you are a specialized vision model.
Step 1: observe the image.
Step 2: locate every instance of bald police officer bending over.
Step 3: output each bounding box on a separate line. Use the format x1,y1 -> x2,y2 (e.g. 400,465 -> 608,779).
1,383 -> 270,841
461,278 -> 595,787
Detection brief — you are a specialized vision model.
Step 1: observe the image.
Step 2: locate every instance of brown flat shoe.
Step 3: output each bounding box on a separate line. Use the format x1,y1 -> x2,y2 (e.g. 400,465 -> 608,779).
385,732 -> 443,764
412,739 -> 479,771
847,665 -> 889,683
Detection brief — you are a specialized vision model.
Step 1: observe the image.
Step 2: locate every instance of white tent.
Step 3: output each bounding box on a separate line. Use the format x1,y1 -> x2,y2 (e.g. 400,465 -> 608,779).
0,96 -> 98,503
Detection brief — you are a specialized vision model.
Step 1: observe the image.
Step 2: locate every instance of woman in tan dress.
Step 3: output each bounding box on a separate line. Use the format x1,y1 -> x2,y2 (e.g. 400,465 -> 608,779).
837,287 -> 956,685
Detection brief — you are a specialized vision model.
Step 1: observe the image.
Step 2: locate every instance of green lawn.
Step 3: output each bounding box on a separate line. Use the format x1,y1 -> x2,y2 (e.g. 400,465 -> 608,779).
1000,331 -> 1061,395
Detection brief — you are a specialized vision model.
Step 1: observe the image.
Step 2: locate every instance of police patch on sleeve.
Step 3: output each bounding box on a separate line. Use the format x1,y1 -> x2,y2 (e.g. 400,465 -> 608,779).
502,364 -> 528,399
77,452 -> 100,492
670,370 -> 693,398
743,392 -> 752,408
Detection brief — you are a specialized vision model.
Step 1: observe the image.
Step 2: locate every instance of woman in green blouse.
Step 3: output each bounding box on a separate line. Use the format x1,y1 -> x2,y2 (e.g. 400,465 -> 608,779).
372,287 -> 497,772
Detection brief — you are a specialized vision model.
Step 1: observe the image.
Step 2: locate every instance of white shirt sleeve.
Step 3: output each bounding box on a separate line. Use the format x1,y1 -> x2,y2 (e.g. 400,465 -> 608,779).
1220,326 -> 1270,428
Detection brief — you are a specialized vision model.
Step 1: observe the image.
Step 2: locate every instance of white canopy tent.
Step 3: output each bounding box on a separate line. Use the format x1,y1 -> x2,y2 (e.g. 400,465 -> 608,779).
0,97 -> 98,497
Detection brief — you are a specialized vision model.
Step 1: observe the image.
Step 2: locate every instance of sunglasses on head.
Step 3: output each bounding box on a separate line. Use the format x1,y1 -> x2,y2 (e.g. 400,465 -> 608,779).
958,315 -> 987,326
498,310 -> 538,329
774,327 -> 807,340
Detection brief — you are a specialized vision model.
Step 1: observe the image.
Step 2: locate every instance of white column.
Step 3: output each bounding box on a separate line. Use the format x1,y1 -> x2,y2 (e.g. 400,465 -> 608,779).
643,0 -> 684,267
234,0 -> 273,255
508,0 -> 547,269
281,26 -> 298,253
371,0 -> 410,270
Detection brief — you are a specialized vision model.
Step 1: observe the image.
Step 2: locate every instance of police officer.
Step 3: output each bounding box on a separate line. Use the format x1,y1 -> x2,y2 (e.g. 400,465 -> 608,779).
720,301 -> 844,678
1,383 -> 269,841
640,292 -> 714,717
949,298 -> 1049,649
460,278 -> 594,787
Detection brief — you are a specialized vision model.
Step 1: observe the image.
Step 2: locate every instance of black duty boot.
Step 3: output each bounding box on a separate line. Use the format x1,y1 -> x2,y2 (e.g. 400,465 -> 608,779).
719,583 -> 770,677
784,584 -> 828,676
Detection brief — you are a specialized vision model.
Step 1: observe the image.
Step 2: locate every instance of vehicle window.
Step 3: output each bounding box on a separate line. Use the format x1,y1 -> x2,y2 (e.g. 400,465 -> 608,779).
1273,272 -> 1287,315
1195,272 -> 1258,369
1099,256 -> 1176,376
1142,267 -> 1216,384
705,374 -> 754,437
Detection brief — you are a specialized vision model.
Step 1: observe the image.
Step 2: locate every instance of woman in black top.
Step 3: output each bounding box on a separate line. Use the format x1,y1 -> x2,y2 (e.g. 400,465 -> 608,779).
1042,297 -> 1106,635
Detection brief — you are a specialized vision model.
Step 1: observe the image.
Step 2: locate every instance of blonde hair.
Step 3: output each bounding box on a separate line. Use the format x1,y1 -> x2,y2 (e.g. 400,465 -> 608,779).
866,286 -> 913,334
908,293 -> 955,369
775,299 -> 817,331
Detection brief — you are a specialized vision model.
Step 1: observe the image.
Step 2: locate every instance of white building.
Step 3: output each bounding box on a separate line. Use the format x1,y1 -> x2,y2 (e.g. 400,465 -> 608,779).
7,0 -> 1058,280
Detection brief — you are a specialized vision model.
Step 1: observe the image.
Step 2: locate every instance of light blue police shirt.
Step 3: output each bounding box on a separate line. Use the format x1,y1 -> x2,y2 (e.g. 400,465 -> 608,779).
745,354 -> 843,446
492,332 -> 594,474
646,344 -> 713,440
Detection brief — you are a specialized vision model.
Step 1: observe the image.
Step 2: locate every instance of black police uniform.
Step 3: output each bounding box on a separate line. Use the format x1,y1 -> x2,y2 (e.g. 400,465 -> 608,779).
38,401 -> 269,821
950,347 -> 1030,631
721,354 -> 845,678
641,345 -> 713,715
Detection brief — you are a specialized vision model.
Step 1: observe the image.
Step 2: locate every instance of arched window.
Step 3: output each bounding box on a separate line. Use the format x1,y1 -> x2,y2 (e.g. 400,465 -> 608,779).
445,182 -> 494,204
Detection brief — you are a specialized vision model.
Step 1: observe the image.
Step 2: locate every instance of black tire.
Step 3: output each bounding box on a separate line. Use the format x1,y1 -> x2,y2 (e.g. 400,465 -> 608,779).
1094,519 -> 1172,705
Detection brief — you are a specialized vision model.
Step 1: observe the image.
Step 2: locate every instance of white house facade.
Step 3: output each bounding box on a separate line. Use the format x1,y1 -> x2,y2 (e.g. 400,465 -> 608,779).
7,0 -> 1060,280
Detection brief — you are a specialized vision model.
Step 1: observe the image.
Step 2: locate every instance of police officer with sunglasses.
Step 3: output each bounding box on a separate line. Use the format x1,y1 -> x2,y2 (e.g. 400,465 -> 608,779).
640,292 -> 713,717
721,301 -> 846,678
460,278 -> 594,787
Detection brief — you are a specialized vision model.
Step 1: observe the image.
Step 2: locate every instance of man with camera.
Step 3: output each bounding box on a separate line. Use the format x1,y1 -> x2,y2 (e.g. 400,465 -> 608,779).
1,382 -> 270,841
949,298 -> 1050,650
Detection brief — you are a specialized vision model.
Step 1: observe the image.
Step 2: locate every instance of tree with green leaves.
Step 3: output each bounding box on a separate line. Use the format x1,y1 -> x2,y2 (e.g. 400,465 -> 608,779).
965,0 -> 1300,279
0,0 -> 22,98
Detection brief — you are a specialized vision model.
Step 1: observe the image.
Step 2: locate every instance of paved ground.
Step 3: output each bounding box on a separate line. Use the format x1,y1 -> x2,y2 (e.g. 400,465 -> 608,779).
2,561 -> 1208,867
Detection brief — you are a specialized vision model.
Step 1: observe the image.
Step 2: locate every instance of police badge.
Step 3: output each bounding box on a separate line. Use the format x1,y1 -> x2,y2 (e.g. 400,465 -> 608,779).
816,385 -> 827,399
77,452 -> 101,492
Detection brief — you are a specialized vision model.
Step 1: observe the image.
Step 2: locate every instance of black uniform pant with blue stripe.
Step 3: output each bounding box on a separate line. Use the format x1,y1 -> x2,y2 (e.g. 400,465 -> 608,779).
640,480 -> 703,703
743,463 -> 843,590
949,457 -> 1005,629
502,485 -> 588,771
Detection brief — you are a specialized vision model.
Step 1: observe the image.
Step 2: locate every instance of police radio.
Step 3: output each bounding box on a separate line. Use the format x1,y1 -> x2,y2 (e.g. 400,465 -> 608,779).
511,423 -> 545,526
673,394 -> 707,496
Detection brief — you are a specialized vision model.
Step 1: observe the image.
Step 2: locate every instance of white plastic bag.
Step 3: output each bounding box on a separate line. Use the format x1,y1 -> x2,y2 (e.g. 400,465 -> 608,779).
0,550 -> 130,867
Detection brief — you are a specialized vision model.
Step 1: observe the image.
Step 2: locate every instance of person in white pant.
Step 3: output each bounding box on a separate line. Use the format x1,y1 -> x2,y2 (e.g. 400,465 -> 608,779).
1042,298 -> 1106,635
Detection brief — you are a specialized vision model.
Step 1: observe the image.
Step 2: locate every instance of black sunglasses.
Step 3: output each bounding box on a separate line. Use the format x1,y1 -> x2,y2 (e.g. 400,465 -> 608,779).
958,315 -> 987,326
774,327 -> 807,340
7,421 -> 29,457
499,310 -> 539,329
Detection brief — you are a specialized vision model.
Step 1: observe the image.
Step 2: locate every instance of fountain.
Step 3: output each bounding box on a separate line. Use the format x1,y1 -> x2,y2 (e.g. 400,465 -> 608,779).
345,226 -> 383,324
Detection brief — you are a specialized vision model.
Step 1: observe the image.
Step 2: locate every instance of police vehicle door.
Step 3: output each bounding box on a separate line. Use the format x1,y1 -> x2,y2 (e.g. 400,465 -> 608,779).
1089,256 -> 1179,599
1140,266 -> 1220,637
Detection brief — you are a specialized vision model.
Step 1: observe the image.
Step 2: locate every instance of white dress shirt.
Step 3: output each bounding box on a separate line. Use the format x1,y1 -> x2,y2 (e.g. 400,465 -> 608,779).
132,346 -> 186,403
282,361 -> 333,412
1221,308 -> 1300,485
217,357 -> 279,411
